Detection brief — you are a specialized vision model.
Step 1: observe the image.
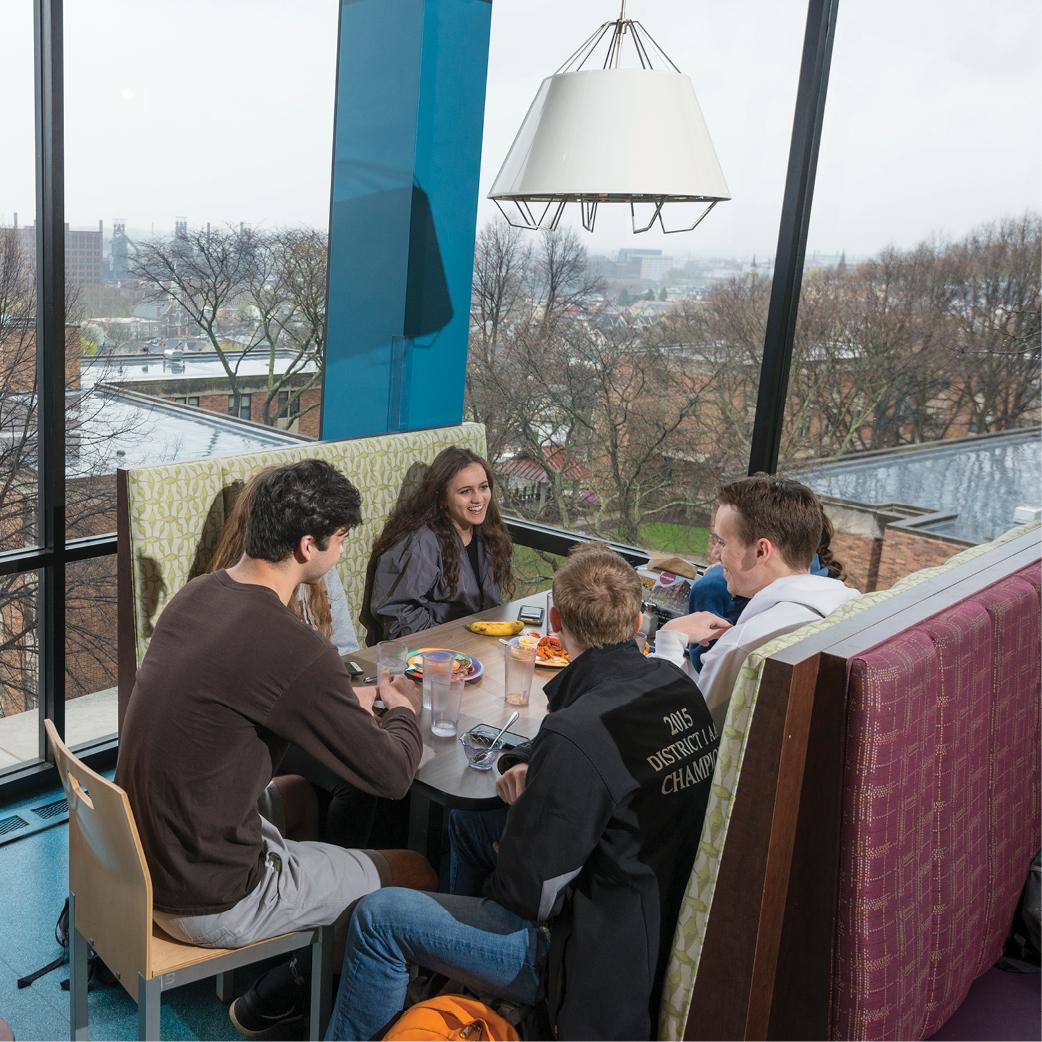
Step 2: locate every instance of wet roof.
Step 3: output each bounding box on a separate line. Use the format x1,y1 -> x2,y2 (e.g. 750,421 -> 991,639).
80,351 -> 317,388
795,429 -> 1042,544
70,388 -> 304,478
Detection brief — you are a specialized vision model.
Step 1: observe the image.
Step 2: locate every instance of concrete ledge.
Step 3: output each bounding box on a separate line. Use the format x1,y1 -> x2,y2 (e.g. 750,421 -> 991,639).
0,687 -> 117,770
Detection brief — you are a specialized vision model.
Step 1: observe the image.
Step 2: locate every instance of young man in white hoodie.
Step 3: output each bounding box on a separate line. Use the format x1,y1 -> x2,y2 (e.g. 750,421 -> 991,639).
654,475 -> 859,711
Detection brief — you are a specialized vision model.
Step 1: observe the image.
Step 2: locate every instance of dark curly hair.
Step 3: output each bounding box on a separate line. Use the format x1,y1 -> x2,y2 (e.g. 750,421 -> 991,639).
208,469 -> 334,635
360,447 -> 514,639
245,459 -> 363,562
816,511 -> 847,582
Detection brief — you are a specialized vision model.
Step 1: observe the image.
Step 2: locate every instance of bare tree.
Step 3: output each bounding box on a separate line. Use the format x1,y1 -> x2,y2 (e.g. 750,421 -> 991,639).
784,251 -> 954,456
0,229 -> 143,717
130,223 -> 258,412
946,214 -> 1041,433
530,226 -> 605,336
130,224 -> 328,427
486,315 -> 715,543
471,218 -> 531,354
243,228 -> 327,427
467,224 -> 604,467
466,212 -> 1041,555
655,276 -> 767,490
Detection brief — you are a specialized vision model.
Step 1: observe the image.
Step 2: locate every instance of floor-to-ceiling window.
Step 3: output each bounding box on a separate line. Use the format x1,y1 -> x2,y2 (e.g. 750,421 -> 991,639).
778,0 -> 1041,592
0,0 -> 340,781
470,0 -> 807,590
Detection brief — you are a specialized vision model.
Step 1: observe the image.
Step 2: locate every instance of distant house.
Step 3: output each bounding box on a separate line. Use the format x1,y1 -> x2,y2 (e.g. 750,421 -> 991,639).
496,445 -> 593,510
130,301 -> 184,341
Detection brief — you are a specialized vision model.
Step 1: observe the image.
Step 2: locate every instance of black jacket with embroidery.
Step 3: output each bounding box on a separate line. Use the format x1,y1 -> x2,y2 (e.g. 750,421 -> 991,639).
485,641 -> 719,1040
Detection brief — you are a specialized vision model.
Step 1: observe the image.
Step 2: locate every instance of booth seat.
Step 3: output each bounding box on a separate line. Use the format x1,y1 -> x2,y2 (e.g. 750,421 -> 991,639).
116,422 -> 487,726
660,524 -> 1041,1041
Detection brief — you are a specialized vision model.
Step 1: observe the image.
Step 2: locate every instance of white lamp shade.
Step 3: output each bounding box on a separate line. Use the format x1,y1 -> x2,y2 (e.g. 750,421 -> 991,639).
489,68 -> 730,203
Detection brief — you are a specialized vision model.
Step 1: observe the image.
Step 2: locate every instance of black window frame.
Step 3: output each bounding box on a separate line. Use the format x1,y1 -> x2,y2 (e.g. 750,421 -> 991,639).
1,0 -> 838,803
227,392 -> 251,420
277,390 -> 301,420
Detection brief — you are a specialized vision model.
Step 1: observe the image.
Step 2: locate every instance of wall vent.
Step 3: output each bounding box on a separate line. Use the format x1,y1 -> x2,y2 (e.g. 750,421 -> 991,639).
0,814 -> 30,836
0,795 -> 72,846
32,798 -> 68,821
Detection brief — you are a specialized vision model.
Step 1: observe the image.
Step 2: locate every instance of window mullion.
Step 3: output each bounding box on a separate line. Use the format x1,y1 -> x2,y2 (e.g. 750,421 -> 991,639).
33,0 -> 67,757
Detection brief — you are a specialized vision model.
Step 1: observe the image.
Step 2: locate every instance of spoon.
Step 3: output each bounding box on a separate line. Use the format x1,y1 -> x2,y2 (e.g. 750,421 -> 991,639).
476,710 -> 520,765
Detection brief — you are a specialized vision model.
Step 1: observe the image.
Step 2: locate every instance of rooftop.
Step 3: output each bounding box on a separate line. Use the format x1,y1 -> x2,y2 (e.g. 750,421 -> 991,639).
80,350 -> 319,389
69,386 -> 305,478
497,445 -> 593,483
794,428 -> 1042,544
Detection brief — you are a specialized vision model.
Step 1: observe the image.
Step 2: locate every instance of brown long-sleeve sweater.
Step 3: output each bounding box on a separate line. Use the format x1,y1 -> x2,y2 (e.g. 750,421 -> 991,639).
116,570 -> 422,915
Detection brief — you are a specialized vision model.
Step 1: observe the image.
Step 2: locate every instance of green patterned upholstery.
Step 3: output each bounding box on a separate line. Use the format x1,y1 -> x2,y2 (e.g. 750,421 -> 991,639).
657,521 -> 1042,1040
123,423 -> 487,669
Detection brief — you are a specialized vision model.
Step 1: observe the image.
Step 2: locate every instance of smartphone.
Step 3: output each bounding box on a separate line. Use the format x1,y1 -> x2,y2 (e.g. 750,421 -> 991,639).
469,723 -> 529,752
345,660 -> 365,678
517,604 -> 545,624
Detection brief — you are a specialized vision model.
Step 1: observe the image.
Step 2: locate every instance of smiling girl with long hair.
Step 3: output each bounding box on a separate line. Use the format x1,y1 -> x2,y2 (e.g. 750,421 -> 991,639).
362,447 -> 514,642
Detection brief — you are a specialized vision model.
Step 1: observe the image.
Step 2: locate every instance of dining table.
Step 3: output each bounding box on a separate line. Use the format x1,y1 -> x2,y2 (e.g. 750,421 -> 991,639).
345,592 -> 557,865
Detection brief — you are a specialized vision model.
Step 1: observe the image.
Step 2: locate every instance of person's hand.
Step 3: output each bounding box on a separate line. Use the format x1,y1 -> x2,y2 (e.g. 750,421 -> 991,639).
496,764 -> 528,805
380,673 -> 421,715
661,611 -> 733,646
353,684 -> 377,717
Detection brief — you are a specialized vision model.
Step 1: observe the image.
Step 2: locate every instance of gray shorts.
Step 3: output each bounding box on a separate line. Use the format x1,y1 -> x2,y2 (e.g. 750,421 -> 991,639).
153,816 -> 387,948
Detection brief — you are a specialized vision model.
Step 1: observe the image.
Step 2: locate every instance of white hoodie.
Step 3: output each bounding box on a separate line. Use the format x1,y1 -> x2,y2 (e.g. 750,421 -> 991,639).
653,573 -> 860,709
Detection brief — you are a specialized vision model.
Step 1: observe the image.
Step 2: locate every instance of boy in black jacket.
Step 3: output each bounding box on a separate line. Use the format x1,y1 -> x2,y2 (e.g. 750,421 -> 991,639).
325,546 -> 719,1041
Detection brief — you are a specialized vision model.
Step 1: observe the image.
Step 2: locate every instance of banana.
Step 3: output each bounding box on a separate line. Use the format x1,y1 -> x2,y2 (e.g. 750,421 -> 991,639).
466,619 -> 525,637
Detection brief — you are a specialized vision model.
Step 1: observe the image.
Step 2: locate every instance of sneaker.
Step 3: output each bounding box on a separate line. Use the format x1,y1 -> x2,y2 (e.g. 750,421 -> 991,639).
228,960 -> 306,1037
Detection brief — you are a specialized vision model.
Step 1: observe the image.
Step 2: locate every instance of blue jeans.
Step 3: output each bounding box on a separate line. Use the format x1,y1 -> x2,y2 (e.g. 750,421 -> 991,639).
448,806 -> 509,897
325,888 -> 546,1041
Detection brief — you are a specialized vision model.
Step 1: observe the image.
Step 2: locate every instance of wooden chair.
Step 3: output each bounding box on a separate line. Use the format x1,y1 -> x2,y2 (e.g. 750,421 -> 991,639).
44,720 -> 333,1041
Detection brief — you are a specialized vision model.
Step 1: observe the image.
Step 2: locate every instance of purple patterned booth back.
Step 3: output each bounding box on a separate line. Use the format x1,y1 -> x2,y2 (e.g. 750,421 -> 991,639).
831,563 -> 1041,1041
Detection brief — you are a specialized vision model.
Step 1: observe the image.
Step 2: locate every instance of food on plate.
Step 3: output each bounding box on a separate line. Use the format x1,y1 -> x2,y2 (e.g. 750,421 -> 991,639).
535,634 -> 570,668
405,649 -> 475,677
466,619 -> 525,637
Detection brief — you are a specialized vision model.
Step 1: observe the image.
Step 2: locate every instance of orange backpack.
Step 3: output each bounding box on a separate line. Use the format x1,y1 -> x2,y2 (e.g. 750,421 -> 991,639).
382,994 -> 521,1041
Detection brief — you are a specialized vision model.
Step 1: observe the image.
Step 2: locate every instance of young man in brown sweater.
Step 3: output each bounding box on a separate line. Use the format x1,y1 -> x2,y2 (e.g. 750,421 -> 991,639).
117,459 -> 430,1033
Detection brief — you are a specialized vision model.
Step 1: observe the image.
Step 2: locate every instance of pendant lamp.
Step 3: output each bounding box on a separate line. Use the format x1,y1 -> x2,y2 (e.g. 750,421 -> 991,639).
488,2 -> 730,235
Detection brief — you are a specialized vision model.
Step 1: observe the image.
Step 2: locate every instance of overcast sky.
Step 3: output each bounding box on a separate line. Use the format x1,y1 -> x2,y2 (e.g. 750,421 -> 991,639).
3,0 -> 1040,257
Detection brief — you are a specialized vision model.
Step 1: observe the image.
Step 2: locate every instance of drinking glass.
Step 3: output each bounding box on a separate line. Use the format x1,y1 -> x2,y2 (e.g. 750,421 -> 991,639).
504,643 -> 537,707
424,651 -> 462,736
377,640 -> 409,686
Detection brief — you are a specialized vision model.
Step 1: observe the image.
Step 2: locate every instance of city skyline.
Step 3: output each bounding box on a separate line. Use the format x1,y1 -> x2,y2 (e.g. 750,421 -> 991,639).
3,0 -> 1040,255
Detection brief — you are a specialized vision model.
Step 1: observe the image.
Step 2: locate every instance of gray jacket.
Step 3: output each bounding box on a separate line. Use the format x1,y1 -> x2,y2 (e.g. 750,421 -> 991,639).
293,570 -> 360,656
370,525 -> 502,640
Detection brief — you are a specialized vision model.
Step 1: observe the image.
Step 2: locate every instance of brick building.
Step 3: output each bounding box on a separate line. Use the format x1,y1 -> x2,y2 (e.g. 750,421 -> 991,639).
89,351 -> 322,437
13,221 -> 104,288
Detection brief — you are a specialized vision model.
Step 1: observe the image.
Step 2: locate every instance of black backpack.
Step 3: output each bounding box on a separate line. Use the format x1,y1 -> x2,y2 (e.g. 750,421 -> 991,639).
17,899 -> 117,991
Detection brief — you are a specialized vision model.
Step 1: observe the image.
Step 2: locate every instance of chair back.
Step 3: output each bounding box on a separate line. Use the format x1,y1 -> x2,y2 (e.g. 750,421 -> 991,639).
45,719 -> 152,991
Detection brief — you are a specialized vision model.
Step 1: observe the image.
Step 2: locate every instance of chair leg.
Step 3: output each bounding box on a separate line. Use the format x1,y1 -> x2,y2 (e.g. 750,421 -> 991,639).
309,925 -> 334,1042
215,970 -> 234,1004
69,905 -> 89,1042
137,974 -> 162,1041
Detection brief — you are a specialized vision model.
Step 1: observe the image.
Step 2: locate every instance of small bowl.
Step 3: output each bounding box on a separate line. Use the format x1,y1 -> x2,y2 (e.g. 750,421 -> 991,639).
459,729 -> 498,771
